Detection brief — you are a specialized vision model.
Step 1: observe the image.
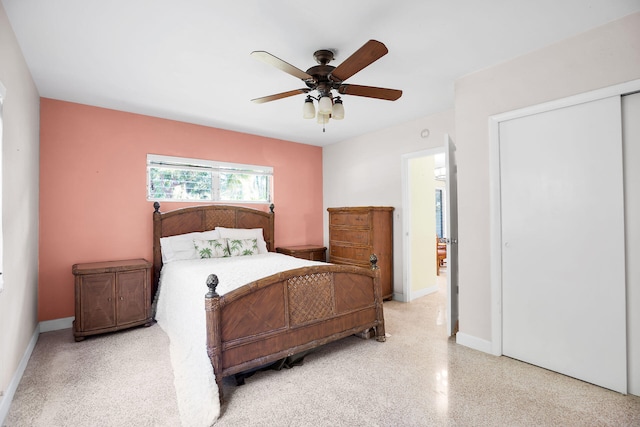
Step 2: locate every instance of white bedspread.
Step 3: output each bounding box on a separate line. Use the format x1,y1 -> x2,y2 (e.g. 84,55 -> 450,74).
155,253 -> 324,427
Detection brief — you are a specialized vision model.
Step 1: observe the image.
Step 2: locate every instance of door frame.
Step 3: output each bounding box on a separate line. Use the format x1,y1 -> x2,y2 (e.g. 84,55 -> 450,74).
488,78 -> 640,356
445,135 -> 459,336
401,147 -> 443,302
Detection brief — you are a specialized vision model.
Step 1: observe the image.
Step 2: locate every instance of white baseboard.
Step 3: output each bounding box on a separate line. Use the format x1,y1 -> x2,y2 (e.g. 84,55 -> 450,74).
0,316 -> 74,425
410,285 -> 438,301
393,286 -> 438,303
456,332 -> 495,355
39,316 -> 74,333
392,292 -> 406,302
0,325 -> 39,426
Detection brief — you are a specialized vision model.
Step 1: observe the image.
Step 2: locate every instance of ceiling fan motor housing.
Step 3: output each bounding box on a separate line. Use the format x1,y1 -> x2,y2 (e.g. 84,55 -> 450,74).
306,50 -> 340,97
313,49 -> 334,65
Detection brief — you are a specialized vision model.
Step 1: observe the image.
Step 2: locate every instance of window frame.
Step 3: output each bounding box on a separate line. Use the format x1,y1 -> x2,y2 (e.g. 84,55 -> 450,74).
146,154 -> 273,204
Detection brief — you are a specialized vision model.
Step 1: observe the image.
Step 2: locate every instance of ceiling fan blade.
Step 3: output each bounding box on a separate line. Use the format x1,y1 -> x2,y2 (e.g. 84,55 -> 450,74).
330,40 -> 389,82
337,84 -> 402,101
251,89 -> 309,104
251,51 -> 314,81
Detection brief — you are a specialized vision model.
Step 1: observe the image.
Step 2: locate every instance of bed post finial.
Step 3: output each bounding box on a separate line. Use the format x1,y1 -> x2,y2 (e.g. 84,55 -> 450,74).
269,203 -> 274,214
205,274 -> 219,298
369,254 -> 379,270
153,201 -> 161,213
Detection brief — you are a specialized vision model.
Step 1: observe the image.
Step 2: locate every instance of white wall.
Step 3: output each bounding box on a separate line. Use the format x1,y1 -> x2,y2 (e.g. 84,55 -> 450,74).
0,2 -> 40,418
454,12 -> 640,345
409,155 -> 436,293
323,109 -> 454,300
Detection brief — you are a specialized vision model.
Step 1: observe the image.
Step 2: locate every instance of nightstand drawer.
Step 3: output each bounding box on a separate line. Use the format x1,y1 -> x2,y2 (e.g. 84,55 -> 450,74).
276,245 -> 327,262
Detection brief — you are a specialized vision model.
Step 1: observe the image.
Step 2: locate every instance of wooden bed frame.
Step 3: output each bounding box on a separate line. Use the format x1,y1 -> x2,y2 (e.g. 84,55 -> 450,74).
152,202 -> 386,402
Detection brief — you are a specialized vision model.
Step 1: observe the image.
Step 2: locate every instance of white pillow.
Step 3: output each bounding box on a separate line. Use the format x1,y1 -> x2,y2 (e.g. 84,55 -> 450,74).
193,238 -> 229,258
160,230 -> 221,263
216,227 -> 268,254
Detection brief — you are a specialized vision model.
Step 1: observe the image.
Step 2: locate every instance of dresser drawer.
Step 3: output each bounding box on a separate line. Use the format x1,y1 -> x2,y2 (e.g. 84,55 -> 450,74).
329,244 -> 372,263
329,256 -> 369,268
329,228 -> 370,245
329,212 -> 370,227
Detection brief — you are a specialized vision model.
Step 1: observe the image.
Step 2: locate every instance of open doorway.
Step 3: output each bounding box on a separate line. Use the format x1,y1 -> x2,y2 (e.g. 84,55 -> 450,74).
401,147 -> 445,300
434,153 -> 447,276
402,135 -> 458,337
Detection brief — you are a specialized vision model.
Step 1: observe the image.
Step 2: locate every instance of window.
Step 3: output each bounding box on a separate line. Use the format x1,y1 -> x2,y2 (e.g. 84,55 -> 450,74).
435,189 -> 444,239
147,154 -> 273,203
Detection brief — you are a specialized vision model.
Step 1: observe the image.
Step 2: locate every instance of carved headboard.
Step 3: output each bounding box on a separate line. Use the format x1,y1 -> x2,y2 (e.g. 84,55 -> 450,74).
152,202 -> 275,297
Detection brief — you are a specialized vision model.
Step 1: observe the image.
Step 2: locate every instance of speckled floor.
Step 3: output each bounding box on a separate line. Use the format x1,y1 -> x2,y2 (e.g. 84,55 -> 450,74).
6,269 -> 640,426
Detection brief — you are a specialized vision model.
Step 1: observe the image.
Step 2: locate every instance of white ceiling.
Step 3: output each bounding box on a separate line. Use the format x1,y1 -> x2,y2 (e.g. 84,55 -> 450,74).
3,1 -> 639,146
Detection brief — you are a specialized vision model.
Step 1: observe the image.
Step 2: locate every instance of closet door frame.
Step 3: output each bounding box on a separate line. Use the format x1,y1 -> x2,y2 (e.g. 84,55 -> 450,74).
488,78 -> 640,357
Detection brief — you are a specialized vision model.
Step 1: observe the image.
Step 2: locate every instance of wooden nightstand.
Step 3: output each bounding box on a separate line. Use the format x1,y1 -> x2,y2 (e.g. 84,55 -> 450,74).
276,245 -> 327,262
72,259 -> 153,341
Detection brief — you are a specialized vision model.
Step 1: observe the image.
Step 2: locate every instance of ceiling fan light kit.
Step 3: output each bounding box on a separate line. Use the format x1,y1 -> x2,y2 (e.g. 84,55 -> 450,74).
251,39 -> 402,131
316,112 -> 330,125
302,96 -> 316,119
318,95 -> 333,115
332,97 -> 345,120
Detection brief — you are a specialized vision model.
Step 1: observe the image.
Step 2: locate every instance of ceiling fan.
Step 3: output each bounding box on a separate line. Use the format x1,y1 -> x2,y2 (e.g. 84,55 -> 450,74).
251,40 -> 402,128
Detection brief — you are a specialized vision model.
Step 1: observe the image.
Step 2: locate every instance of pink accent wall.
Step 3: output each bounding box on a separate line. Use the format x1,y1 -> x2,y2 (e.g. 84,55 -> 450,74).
39,98 -> 323,321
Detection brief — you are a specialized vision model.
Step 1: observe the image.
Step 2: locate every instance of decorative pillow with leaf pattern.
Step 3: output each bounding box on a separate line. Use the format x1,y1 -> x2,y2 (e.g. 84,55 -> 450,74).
193,238 -> 230,258
227,238 -> 259,257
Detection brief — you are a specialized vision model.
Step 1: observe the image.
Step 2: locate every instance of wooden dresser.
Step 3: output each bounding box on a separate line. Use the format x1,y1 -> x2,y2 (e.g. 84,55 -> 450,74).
327,206 -> 394,300
72,259 -> 153,341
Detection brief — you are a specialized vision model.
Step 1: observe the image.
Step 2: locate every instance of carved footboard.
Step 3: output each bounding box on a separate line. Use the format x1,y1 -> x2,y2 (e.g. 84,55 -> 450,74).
205,259 -> 385,402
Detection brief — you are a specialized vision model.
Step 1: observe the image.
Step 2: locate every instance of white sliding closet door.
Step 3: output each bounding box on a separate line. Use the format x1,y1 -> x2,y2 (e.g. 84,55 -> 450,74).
500,96 -> 627,393
623,92 -> 640,396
